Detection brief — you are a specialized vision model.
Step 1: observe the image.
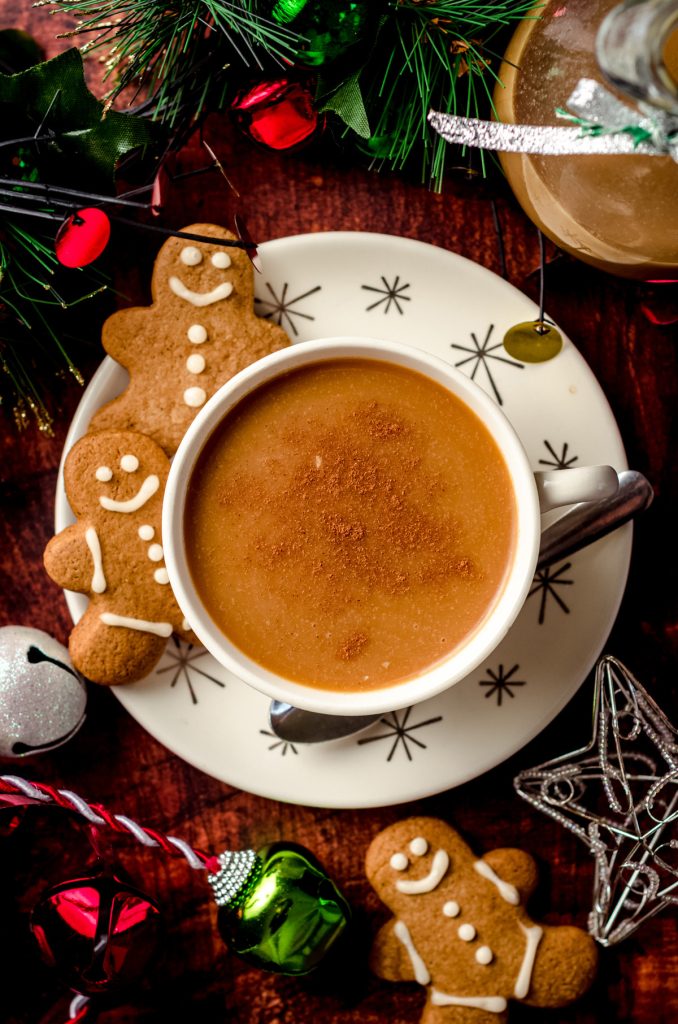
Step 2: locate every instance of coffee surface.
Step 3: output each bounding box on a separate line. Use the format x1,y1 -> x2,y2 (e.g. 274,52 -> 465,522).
185,359 -> 516,690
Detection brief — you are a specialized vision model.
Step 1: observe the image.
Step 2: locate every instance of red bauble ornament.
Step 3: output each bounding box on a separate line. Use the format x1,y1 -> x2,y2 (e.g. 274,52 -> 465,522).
231,79 -> 322,152
55,208 -> 111,268
30,871 -> 162,996
0,805 -> 25,836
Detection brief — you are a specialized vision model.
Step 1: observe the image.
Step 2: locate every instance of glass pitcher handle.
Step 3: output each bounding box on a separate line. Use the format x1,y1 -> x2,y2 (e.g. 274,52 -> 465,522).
597,0 -> 678,113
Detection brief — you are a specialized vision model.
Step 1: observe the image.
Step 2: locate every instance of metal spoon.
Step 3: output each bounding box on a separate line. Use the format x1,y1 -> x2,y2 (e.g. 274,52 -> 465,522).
269,470 -> 653,744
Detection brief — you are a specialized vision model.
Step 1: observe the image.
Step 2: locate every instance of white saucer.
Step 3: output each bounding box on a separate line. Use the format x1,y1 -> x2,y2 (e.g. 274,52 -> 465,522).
55,231 -> 630,808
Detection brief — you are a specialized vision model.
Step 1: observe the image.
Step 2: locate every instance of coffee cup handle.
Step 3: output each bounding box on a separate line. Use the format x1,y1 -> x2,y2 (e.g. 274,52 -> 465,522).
535,466 -> 619,514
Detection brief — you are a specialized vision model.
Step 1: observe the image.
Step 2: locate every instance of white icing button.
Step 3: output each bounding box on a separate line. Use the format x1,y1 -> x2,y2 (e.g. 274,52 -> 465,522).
184,386 -> 206,408
95,466 -> 112,482
154,568 -> 170,585
409,837 -> 429,857
148,543 -> 164,562
120,454 -> 139,473
180,245 -> 202,266
390,852 -> 408,871
476,946 -> 493,965
186,353 -> 205,374
211,251 -> 231,269
187,323 -> 207,344
458,924 -> 476,942
442,901 -> 460,918
181,617 -> 191,632
138,524 -> 155,541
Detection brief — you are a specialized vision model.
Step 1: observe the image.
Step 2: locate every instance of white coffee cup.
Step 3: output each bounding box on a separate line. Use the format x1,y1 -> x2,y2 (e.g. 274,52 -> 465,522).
163,337 -> 618,716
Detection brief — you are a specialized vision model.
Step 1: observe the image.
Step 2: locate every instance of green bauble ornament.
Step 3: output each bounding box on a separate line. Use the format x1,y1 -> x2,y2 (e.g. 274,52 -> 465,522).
209,843 -> 350,975
270,0 -> 377,68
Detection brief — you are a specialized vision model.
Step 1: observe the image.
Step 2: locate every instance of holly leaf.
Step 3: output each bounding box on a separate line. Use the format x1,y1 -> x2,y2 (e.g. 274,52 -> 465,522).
0,48 -> 160,191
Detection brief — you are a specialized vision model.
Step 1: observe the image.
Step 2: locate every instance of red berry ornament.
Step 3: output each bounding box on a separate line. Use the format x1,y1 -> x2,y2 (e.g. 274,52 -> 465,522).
231,79 -> 322,152
30,871 -> 162,995
55,208 -> 111,268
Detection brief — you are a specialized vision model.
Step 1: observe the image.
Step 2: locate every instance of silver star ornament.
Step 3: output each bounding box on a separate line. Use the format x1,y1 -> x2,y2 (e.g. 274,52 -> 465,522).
515,656 -> 678,946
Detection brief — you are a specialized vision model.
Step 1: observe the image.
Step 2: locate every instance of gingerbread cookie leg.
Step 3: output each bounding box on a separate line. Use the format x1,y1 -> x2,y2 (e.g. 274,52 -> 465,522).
421,998 -> 508,1024
523,925 -> 598,1008
69,613 -> 168,685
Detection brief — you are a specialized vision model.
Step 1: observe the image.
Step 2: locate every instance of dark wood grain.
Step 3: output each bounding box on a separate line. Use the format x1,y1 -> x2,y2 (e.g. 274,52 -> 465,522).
1,4 -> 677,1023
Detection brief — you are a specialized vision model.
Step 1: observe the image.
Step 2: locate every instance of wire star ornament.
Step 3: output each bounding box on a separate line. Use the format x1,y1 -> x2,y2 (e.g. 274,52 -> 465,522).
515,656 -> 678,945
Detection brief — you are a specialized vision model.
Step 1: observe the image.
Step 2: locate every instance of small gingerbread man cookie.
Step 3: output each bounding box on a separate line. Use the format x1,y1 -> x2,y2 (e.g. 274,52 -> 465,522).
89,224 -> 289,454
44,430 -> 195,685
366,817 -> 597,1023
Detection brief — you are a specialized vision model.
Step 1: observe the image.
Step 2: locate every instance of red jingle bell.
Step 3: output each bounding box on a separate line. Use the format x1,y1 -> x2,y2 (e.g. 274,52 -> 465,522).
55,208 -> 111,268
30,871 -> 162,996
230,78 -> 322,152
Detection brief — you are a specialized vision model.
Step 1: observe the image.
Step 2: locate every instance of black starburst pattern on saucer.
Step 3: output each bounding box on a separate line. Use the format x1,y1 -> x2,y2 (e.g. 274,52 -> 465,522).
528,561 -> 574,624
479,663 -> 526,706
255,281 -> 322,336
357,706 -> 443,761
259,729 -> 298,757
451,324 -> 523,405
361,275 -> 411,315
155,638 -> 225,705
539,441 -> 579,470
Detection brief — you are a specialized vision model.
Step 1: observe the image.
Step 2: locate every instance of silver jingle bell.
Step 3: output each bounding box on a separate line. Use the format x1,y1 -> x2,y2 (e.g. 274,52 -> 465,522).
0,626 -> 86,758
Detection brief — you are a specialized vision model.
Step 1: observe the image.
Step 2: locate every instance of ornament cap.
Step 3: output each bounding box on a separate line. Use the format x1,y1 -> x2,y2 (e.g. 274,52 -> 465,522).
207,848 -> 260,907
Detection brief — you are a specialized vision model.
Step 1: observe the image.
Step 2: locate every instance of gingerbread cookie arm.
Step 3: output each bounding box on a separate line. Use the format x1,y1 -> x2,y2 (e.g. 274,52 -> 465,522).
369,919 -> 421,983
89,311 -> 161,437
521,924 -> 598,1009
44,524 -> 92,594
99,306 -> 149,364
478,848 -> 539,905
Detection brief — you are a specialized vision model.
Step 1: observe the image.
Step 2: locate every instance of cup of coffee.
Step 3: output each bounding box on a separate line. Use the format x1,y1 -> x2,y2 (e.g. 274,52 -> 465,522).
163,337 -> 617,715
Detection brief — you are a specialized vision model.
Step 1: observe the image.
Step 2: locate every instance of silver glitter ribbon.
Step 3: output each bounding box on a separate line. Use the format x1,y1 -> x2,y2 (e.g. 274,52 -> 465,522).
428,78 -> 678,161
515,656 -> 678,946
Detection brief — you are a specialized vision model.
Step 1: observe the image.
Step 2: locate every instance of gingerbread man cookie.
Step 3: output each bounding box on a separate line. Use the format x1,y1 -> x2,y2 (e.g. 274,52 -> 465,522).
366,817 -> 597,1023
89,224 -> 289,454
44,430 -> 195,685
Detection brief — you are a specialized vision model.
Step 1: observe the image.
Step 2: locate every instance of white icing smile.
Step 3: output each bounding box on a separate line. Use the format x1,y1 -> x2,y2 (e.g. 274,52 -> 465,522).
169,275 -> 233,307
99,474 -> 159,513
396,848 -> 449,894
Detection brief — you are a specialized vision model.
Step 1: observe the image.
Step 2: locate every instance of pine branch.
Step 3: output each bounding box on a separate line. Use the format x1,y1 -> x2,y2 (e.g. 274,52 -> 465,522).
357,0 -> 540,189
47,0 -> 302,126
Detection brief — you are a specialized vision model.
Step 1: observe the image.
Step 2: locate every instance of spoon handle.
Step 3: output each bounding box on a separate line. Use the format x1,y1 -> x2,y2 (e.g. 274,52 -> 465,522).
537,470 -> 653,570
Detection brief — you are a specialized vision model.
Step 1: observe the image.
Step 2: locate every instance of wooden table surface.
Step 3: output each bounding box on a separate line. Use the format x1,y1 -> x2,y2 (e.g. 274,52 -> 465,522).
2,5 -> 678,1023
